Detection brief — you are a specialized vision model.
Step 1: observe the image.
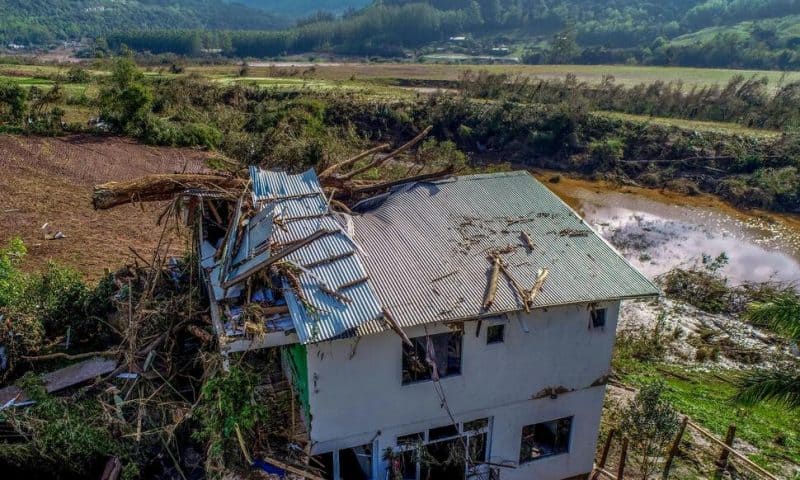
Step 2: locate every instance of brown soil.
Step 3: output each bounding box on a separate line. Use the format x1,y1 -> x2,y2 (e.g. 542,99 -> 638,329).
0,134 -> 212,282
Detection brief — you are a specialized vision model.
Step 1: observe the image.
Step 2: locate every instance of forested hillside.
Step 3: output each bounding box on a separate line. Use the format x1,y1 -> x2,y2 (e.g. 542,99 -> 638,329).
4,0 -> 800,69
0,0 -> 284,45
236,0 -> 370,17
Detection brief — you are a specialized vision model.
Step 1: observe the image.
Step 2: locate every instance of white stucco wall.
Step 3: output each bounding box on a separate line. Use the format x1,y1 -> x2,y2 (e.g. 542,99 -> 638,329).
304,301 -> 620,480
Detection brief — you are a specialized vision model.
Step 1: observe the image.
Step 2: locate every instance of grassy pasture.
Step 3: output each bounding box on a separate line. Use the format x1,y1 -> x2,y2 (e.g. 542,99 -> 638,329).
185,62 -> 800,89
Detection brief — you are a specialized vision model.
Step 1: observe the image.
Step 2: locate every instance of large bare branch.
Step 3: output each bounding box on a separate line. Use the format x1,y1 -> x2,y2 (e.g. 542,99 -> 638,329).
92,174 -> 245,210
338,126 -> 433,181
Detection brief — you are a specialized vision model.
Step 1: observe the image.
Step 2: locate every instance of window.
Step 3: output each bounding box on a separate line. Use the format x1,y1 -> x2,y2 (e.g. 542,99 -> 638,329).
463,418 -> 489,432
340,443 -> 373,480
486,324 -> 504,344
519,417 -> 572,463
402,332 -> 462,384
591,308 -> 607,328
397,432 -> 424,447
395,419 -> 492,480
429,424 -> 459,441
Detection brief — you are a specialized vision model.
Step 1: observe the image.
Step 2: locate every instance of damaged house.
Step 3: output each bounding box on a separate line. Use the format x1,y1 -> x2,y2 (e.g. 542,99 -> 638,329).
197,168 -> 658,480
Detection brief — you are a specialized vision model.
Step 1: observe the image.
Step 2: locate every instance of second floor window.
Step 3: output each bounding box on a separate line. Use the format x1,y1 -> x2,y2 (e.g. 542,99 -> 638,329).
402,332 -> 462,384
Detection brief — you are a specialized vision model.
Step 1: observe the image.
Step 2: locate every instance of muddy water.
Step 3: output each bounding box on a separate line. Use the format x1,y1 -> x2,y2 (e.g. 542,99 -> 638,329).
541,176 -> 800,285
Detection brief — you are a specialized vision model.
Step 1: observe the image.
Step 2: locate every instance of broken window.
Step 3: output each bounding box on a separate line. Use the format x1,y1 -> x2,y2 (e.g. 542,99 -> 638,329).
397,432 -> 424,447
402,332 -> 462,384
340,443 -> 373,480
429,424 -> 459,441
519,417 -> 572,463
463,418 -> 489,433
591,308 -> 607,328
486,324 -> 504,344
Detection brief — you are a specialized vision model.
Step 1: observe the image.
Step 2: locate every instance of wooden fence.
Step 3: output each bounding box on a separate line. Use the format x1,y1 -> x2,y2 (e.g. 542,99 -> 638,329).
591,416 -> 780,480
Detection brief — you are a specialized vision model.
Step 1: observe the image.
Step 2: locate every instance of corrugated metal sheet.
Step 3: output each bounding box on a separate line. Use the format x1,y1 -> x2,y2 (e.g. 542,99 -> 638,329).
350,171 -> 659,332
224,168 -> 384,344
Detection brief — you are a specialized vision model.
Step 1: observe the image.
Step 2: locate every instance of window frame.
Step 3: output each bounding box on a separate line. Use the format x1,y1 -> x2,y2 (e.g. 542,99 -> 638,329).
591,308 -> 607,329
401,331 -> 463,385
394,418 -> 493,480
486,323 -> 505,344
519,416 -> 573,464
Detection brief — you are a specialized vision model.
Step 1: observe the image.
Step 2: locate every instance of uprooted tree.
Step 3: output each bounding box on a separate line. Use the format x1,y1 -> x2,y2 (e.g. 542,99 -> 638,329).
91,126 -> 458,211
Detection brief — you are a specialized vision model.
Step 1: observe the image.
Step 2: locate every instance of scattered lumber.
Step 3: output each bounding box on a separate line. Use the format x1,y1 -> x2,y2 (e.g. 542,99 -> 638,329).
526,268 -> 549,306
482,255 -> 502,310
92,174 -> 245,210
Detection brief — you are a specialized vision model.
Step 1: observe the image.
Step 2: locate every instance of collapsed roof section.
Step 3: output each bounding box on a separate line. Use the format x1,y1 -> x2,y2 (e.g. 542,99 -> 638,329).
201,168 -> 384,349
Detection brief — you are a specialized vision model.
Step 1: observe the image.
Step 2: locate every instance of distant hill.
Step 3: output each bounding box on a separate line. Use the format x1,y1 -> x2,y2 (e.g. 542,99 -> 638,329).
0,0 -> 284,45
234,0 -> 371,17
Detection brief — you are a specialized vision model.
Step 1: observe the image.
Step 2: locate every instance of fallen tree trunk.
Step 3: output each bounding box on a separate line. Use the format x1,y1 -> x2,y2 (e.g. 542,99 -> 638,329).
92,174 -> 245,210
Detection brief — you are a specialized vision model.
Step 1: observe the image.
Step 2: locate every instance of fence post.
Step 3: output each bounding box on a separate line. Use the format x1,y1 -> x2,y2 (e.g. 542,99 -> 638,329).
714,424 -> 737,479
617,437 -> 629,480
593,429 -> 615,480
663,416 -> 688,479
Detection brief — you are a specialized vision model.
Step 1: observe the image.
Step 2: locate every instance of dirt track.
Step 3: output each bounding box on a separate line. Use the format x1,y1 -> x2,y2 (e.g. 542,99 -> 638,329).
0,134 -> 211,281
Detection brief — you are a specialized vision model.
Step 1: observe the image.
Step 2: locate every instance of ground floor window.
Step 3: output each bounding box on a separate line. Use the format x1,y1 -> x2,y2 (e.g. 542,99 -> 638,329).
312,443 -> 373,480
392,417 -> 491,480
519,416 -> 572,464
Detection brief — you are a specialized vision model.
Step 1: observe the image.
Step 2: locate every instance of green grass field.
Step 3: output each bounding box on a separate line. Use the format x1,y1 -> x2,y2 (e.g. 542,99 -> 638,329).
184,62 -> 800,89
3,60 -> 797,131
616,359 -> 800,475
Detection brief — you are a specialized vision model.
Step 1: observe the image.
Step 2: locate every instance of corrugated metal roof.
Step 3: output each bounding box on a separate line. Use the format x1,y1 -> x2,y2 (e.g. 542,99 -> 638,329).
220,168 -> 384,344
350,171 -> 659,332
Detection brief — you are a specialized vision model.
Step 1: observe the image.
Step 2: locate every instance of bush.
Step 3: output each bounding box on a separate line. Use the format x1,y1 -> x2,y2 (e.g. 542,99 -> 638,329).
588,137 -> 625,167
0,375 -> 124,477
0,238 -> 26,308
658,253 -> 732,314
620,381 -> 679,480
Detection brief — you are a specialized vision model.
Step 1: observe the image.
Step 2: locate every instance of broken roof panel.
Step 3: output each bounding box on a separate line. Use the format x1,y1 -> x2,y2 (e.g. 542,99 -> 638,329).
250,167 -> 323,202
218,167 -> 384,344
350,171 -> 659,332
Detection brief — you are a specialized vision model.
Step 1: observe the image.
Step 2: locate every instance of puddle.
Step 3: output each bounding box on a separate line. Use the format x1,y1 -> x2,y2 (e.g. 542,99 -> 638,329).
544,178 -> 800,285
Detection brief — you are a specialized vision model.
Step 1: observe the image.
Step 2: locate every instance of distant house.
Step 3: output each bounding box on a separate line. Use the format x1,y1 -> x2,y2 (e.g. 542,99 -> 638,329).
198,168 -> 658,480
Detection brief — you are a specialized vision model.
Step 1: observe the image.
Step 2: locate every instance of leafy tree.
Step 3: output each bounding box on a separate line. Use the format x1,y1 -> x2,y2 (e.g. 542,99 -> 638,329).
620,381 -> 679,480
98,59 -> 153,134
736,292 -> 800,408
549,25 -> 579,64
0,82 -> 28,126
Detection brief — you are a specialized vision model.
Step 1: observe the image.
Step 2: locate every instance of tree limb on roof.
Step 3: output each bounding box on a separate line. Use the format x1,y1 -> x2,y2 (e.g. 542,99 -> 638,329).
92,174 -> 245,210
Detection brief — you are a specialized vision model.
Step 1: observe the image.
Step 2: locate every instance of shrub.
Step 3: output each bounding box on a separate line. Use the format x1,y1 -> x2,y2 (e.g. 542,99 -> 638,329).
620,381 -> 679,480
0,238 -> 26,308
588,137 -> 625,167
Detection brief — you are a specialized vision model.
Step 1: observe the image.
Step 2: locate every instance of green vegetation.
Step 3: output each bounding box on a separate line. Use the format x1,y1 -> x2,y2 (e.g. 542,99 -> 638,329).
735,293 -> 800,409
0,0 -> 283,46
619,381 -> 679,479
617,361 -> 800,471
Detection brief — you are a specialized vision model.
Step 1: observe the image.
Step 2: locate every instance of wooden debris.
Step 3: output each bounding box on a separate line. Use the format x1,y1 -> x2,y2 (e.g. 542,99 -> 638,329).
337,126 -> 433,181
186,325 -> 213,344
526,268 -> 549,306
383,308 -> 413,347
319,143 -> 391,179
482,255 -> 502,310
498,261 -> 530,313
521,231 -> 535,251
92,174 -> 245,210
223,229 -> 336,288
100,457 -> 122,480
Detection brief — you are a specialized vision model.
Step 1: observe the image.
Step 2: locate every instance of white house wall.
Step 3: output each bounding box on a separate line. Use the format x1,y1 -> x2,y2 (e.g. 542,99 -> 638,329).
305,300 -> 621,479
